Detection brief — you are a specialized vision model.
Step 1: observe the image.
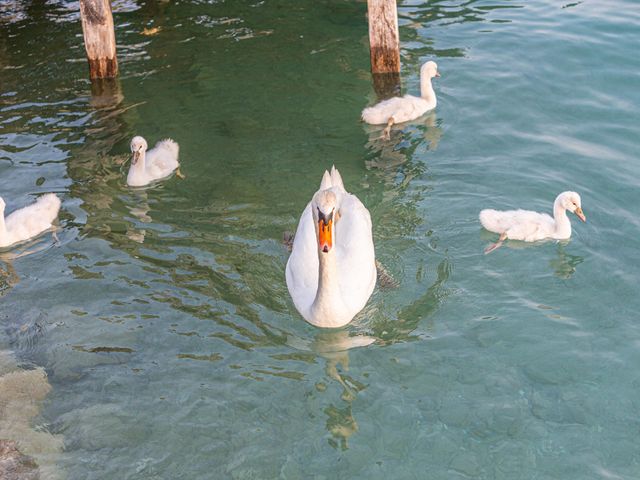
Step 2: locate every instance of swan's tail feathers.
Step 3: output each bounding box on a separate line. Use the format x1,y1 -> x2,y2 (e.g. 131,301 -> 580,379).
361,106 -> 376,124
283,231 -> 294,252
157,138 -> 180,158
34,193 -> 61,223
479,209 -> 508,234
330,165 -> 345,190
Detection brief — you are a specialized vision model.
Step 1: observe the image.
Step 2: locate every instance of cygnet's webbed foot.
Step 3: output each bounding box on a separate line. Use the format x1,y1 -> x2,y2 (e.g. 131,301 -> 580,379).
375,260 -> 399,288
283,231 -> 294,252
52,229 -> 60,246
176,168 -> 186,180
381,116 -> 395,141
484,233 -> 507,254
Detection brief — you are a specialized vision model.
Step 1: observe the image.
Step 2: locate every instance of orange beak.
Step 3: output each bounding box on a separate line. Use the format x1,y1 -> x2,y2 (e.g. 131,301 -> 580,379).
318,218 -> 333,253
575,207 -> 586,222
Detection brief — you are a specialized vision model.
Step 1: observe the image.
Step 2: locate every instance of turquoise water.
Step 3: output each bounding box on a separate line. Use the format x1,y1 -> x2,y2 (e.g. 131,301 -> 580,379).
1,0 -> 640,478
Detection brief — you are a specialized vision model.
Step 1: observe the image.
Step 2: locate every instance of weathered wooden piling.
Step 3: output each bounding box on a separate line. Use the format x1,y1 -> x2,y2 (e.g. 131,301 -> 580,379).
366,0 -> 401,98
79,0 -> 118,79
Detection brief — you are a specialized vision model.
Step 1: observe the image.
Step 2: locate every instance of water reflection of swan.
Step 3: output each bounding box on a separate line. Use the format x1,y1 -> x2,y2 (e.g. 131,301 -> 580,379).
288,330 -> 375,450
124,191 -> 152,244
315,260 -> 450,449
365,112 -> 443,170
0,257 -> 19,297
549,243 -> 584,279
289,256 -> 448,449
370,258 -> 451,344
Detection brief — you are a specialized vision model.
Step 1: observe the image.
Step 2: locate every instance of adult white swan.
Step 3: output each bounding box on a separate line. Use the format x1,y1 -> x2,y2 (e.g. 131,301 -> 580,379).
362,61 -> 439,139
0,193 -> 61,248
127,136 -> 182,187
286,167 -> 376,328
480,191 -> 586,253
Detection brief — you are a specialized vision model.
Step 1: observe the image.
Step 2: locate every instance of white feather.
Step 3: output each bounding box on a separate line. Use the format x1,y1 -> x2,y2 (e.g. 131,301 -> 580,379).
286,167 -> 376,328
479,191 -> 585,243
0,194 -> 61,248
127,136 -> 180,187
362,61 -> 439,125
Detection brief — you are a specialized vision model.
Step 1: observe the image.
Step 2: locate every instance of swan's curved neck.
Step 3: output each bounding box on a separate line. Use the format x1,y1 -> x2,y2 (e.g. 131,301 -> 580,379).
420,75 -> 435,101
135,150 -> 147,171
309,248 -> 348,327
128,151 -> 147,182
553,200 -> 571,238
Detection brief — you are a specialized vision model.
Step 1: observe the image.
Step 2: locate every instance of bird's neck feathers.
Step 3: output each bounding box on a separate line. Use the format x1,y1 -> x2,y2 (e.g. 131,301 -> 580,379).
129,151 -> 147,180
314,248 -> 339,307
310,248 -> 349,327
553,198 -> 572,238
420,75 -> 435,101
136,150 -> 147,170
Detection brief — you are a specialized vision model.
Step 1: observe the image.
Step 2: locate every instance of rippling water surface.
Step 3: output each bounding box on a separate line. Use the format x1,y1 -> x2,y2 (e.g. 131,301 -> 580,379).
1,0 -> 639,478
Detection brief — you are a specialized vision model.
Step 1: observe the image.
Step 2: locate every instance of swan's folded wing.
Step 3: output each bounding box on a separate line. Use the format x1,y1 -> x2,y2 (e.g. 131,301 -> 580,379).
500,210 -> 555,241
362,97 -> 408,124
147,140 -> 180,176
334,192 -> 376,311
285,202 -> 319,312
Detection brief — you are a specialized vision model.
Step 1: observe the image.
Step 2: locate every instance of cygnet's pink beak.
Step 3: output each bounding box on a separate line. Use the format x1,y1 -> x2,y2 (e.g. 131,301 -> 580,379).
574,207 -> 586,222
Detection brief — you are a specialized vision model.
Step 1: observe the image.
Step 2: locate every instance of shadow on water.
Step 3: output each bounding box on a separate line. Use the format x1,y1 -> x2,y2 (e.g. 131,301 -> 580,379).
550,242 -> 584,279
479,230 -> 585,278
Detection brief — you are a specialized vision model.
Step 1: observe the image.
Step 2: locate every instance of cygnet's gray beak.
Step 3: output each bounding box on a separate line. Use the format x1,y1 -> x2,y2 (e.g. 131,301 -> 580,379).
131,150 -> 140,165
435,71 -> 441,77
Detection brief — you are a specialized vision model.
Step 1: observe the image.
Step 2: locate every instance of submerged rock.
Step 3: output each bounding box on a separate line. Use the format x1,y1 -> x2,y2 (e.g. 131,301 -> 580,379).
0,440 -> 40,480
0,350 -> 63,480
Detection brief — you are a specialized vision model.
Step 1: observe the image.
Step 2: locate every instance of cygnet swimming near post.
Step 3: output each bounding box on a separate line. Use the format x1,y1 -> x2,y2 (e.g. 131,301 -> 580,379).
127,136 -> 183,187
362,61 -> 440,139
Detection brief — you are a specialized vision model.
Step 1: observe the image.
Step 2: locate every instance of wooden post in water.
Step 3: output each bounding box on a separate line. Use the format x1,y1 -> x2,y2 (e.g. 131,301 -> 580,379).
79,0 -> 118,79
367,0 -> 401,98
